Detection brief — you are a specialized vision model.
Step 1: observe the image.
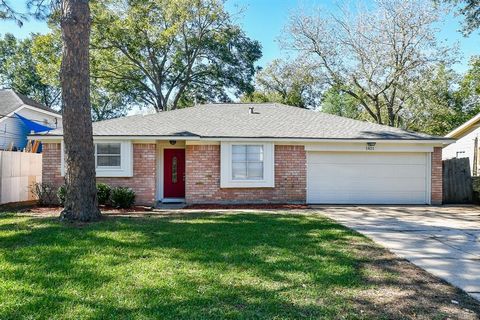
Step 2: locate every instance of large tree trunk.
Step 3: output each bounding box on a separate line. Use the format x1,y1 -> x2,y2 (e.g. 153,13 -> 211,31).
60,0 -> 100,221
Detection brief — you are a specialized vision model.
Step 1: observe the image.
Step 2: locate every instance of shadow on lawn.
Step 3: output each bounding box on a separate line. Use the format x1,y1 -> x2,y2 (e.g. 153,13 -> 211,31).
0,212 -> 479,319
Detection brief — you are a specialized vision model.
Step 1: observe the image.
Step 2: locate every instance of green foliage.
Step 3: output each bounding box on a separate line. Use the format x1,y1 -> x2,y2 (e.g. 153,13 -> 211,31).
30,182 -> 57,206
96,183 -> 112,205
59,183 -> 115,207
436,0 -> 480,35
0,33 -> 60,108
404,63 -> 480,135
0,30 -> 132,120
91,0 -> 262,111
459,56 -> 480,112
110,187 -> 135,208
32,31 -> 134,121
309,61 -> 480,136
57,185 -> 66,207
242,59 -> 321,109
321,87 -> 364,120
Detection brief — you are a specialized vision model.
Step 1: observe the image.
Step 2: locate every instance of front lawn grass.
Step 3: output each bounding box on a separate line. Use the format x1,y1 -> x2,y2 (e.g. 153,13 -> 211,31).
0,211 -> 479,319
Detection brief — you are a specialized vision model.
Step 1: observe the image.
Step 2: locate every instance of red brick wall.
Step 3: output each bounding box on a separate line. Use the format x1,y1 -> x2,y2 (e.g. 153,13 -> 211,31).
185,144 -> 306,204
97,144 -> 156,205
431,147 -> 443,205
42,143 -> 64,188
42,143 -> 156,206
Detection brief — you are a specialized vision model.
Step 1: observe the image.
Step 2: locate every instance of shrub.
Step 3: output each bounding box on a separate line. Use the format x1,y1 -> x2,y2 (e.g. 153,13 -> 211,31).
96,183 -> 112,205
110,187 -> 135,209
30,183 -> 58,206
57,185 -> 66,206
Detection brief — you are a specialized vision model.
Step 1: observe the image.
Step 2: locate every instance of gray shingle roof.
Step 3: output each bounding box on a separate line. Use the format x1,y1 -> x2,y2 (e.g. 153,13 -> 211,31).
44,103 -> 444,140
0,89 -> 60,115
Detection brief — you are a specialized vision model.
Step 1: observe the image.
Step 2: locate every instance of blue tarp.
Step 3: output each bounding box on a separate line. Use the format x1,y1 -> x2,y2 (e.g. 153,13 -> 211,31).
14,112 -> 54,133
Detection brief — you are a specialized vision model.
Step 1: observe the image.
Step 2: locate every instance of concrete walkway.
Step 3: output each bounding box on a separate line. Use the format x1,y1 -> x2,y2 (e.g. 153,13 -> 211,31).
317,205 -> 480,301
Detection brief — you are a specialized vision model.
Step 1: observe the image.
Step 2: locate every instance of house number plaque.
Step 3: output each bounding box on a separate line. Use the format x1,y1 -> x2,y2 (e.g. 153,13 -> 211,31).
366,142 -> 376,151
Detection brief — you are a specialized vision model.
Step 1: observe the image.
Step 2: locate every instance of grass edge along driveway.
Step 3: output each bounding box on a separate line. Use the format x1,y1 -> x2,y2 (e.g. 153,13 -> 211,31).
0,210 -> 479,319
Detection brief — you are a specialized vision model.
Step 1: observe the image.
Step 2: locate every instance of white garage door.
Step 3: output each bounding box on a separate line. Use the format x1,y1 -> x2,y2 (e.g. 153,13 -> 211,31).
307,152 -> 430,204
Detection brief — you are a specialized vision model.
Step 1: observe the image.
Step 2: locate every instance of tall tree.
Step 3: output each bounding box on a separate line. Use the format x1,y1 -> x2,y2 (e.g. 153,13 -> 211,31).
32,31 -> 134,120
242,58 -> 323,109
436,0 -> 480,34
0,33 -> 61,108
285,0 -> 453,127
91,0 -> 262,111
405,64 -> 467,135
458,56 -> 480,115
59,0 -> 100,221
1,0 -> 100,221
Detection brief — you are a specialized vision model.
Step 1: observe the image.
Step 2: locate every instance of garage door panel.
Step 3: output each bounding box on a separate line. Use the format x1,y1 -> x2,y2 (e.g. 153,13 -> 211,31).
309,178 -> 427,193
307,152 -> 429,204
310,164 -> 426,179
308,153 -> 427,165
313,192 -> 427,204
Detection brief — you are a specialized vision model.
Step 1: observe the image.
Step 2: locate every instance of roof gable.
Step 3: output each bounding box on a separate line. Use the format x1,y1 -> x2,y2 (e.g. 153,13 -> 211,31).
0,89 -> 60,116
446,113 -> 480,139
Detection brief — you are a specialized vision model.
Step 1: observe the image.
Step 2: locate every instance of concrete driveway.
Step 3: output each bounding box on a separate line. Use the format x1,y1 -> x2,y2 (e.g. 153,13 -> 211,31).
317,205 -> 480,300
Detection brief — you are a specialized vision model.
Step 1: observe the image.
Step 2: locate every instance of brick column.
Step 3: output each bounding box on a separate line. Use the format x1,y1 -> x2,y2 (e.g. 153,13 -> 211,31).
42,143 -> 64,188
431,147 -> 443,205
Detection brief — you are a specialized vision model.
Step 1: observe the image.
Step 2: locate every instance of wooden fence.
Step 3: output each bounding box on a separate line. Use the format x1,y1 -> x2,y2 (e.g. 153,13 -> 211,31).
0,151 -> 42,204
443,157 -> 473,204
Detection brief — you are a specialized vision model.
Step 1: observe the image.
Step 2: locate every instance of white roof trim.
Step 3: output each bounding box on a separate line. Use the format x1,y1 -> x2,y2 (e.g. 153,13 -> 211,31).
0,106 -> 22,124
446,112 -> 480,138
0,104 -> 61,125
19,104 -> 62,118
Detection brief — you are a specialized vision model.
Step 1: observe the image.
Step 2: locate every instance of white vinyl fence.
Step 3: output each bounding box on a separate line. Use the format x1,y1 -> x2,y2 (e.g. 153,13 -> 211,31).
0,151 -> 42,204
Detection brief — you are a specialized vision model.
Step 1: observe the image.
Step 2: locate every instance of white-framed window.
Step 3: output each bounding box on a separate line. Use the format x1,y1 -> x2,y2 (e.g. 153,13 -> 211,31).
95,143 -> 121,168
221,142 -> 274,188
61,140 -> 133,177
232,145 -> 264,180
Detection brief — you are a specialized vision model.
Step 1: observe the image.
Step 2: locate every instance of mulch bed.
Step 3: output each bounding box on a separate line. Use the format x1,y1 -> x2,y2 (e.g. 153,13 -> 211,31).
14,205 -> 152,216
183,204 -> 310,210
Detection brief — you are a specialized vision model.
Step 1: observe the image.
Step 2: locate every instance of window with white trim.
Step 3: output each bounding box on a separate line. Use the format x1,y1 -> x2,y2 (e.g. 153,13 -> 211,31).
220,142 -> 274,188
95,143 -> 121,168
232,145 -> 264,180
62,140 -> 133,177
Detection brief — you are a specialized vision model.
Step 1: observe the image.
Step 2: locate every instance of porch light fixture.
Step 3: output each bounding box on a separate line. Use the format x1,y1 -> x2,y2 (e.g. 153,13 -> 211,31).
169,140 -> 177,145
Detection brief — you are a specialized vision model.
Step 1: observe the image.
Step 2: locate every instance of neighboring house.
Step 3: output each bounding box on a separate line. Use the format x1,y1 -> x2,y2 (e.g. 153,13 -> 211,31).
32,103 -> 452,206
0,89 -> 62,151
443,113 -> 480,176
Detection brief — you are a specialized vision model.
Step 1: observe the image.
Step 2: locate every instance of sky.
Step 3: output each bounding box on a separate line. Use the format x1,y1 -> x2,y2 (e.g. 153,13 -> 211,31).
0,0 -> 479,73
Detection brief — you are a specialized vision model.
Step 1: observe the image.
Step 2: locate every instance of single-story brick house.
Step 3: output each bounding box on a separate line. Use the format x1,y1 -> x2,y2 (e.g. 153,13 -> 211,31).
32,103 -> 452,206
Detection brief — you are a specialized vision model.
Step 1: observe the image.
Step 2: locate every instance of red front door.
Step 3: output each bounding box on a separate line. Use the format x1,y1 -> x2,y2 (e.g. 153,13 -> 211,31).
164,149 -> 185,198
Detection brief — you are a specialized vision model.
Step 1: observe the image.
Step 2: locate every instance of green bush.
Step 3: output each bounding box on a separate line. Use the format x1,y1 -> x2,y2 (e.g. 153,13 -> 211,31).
96,183 -> 112,205
110,187 -> 136,208
57,185 -> 66,206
